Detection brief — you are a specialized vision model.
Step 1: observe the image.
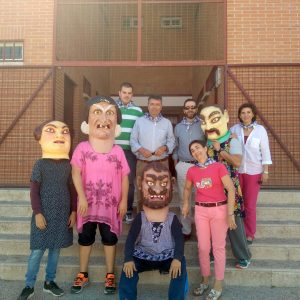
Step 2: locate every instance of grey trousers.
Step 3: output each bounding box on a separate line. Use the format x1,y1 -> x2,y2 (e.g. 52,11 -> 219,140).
228,215 -> 252,261
175,161 -> 195,235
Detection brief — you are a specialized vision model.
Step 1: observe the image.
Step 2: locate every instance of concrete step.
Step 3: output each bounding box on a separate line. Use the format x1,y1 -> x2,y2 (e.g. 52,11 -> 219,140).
255,221 -> 300,239
3,281 -> 300,300
1,188 -> 300,205
256,204 -> 300,221
0,217 -> 130,236
0,255 -> 299,288
0,188 -> 29,201
2,217 -> 300,239
0,200 -> 32,217
257,190 -> 300,205
1,234 -> 300,262
2,200 -> 300,222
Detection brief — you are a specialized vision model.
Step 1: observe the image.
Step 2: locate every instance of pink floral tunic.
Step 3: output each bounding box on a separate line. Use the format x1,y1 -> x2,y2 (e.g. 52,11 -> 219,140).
71,141 -> 130,236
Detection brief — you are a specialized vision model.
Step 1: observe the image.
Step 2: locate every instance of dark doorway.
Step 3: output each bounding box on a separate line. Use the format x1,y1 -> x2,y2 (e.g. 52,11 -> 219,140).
64,75 -> 75,133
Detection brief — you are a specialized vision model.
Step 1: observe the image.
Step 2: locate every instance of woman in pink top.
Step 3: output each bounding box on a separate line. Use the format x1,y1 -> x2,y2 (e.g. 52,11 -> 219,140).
182,139 -> 236,300
71,96 -> 129,296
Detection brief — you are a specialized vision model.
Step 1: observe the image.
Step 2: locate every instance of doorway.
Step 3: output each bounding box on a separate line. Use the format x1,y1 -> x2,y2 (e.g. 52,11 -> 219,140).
64,75 -> 75,134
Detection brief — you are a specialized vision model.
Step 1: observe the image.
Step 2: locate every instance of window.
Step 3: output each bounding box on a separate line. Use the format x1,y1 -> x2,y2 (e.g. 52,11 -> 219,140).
160,17 -> 183,29
0,41 -> 23,62
122,16 -> 143,29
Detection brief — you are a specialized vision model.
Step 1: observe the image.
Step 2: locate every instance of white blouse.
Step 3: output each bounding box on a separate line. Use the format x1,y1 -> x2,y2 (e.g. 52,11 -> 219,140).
230,123 -> 272,175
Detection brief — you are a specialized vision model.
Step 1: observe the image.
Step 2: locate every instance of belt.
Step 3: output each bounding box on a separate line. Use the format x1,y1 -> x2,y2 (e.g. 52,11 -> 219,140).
181,160 -> 197,164
195,200 -> 227,207
137,157 -> 169,163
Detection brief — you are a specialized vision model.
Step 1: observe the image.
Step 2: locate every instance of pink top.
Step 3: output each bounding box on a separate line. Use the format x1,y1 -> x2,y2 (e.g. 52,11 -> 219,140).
71,141 -> 130,236
186,162 -> 228,203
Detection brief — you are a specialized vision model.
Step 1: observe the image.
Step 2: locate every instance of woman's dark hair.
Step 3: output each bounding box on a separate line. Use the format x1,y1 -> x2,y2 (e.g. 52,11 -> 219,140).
238,103 -> 257,123
33,119 -> 53,141
33,120 -> 70,141
188,139 -> 207,155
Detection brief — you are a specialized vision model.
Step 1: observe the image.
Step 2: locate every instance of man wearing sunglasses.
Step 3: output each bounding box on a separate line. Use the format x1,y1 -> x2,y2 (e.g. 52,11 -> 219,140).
173,99 -> 204,240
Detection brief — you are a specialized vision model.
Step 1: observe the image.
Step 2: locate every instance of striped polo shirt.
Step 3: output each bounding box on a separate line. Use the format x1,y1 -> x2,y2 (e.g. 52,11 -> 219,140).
115,99 -> 143,150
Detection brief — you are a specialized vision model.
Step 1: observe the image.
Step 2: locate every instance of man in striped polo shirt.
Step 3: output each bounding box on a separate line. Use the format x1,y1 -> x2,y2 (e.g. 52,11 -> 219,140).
115,82 -> 143,224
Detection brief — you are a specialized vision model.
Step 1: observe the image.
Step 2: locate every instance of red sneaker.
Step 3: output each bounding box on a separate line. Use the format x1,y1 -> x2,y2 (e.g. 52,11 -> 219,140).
70,273 -> 89,294
104,273 -> 116,295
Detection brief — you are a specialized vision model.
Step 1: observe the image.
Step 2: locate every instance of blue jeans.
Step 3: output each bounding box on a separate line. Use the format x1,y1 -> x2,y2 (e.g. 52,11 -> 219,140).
25,248 -> 60,288
119,256 -> 188,300
124,150 -> 137,212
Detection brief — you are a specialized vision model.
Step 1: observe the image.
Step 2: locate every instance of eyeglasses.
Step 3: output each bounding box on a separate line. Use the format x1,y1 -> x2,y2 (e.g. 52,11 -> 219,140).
184,106 -> 197,110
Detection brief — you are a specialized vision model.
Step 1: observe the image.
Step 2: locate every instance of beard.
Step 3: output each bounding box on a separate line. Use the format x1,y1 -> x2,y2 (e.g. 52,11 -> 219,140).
185,111 -> 197,119
142,187 -> 172,209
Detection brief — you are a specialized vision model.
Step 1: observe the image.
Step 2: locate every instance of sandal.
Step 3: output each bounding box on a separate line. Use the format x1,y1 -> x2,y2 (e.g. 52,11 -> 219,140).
206,288 -> 222,300
193,283 -> 209,296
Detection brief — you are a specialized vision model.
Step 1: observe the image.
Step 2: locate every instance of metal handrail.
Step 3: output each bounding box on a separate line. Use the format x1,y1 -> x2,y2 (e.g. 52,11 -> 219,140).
0,69 -> 53,146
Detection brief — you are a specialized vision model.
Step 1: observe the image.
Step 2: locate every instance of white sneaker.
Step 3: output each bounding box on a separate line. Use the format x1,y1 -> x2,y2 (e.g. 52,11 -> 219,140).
124,212 -> 134,224
193,283 -> 209,296
207,289 -> 222,300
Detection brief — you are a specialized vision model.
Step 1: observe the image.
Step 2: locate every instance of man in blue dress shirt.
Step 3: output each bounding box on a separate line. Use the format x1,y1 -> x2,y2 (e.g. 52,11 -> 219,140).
130,95 -> 175,211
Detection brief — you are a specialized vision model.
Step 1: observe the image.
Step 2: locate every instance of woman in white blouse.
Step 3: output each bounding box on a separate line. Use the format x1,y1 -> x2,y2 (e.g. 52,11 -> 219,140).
230,103 -> 272,245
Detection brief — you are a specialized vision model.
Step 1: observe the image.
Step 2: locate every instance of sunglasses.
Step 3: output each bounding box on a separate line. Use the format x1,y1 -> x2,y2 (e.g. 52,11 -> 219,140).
184,106 -> 197,110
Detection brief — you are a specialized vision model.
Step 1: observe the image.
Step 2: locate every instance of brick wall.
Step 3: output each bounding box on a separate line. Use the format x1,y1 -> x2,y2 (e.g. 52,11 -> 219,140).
0,68 -> 53,186
227,0 -> 300,64
55,67 -> 110,146
0,0 -> 54,65
226,66 -> 300,187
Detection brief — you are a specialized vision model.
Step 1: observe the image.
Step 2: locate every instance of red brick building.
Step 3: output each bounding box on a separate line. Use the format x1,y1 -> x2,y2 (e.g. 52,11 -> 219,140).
0,0 -> 299,187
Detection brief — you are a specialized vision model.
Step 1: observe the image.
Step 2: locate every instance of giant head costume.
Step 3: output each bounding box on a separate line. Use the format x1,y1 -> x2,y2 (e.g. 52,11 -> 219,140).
138,162 -> 173,209
34,120 -> 71,159
199,104 -> 230,142
81,96 -> 122,140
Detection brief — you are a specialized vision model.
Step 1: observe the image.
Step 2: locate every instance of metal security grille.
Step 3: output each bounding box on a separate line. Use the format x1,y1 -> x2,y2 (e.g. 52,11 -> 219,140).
56,1 -> 138,61
141,1 -> 224,61
55,0 -> 225,66
227,65 -> 300,188
0,67 -> 53,186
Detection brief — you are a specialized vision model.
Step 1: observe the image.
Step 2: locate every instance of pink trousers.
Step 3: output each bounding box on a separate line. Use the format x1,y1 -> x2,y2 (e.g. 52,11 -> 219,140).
194,204 -> 228,280
239,173 -> 261,239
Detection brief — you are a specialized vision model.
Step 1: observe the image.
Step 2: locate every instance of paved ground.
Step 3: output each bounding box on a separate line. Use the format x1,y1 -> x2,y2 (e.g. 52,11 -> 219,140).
2,280 -> 300,300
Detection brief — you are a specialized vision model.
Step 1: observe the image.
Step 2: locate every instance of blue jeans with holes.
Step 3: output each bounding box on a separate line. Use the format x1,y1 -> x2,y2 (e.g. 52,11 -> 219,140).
25,248 -> 60,288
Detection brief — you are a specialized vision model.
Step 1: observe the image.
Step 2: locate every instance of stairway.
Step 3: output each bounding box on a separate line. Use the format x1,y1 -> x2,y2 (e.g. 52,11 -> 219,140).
0,188 -> 299,287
